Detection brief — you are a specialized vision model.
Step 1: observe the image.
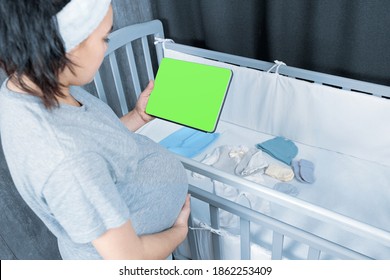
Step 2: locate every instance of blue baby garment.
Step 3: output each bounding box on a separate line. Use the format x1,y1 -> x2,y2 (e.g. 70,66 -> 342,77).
292,159 -> 316,184
256,136 -> 298,165
159,127 -> 219,158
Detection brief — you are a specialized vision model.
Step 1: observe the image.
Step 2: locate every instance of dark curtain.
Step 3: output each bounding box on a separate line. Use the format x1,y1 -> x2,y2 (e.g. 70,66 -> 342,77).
152,0 -> 390,86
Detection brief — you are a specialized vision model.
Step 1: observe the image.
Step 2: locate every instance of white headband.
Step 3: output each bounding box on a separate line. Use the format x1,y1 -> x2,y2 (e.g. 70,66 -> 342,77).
56,0 -> 111,52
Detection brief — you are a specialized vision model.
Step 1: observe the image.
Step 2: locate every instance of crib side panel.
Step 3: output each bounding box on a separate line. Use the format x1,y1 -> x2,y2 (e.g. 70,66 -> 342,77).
182,184 -> 372,260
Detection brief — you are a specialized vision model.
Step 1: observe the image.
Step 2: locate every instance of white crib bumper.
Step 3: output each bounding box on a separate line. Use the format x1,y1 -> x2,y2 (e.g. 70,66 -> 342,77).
164,49 -> 390,167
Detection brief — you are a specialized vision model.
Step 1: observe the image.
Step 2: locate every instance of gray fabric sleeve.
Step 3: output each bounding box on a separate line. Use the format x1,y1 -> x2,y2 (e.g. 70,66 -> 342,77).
42,152 -> 130,244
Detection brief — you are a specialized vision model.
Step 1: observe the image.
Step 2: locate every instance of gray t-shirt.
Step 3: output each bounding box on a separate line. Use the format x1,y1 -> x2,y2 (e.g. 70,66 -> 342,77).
0,81 -> 188,259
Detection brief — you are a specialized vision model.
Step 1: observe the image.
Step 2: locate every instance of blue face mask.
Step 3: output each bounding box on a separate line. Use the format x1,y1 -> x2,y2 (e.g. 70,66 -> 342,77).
159,127 -> 219,158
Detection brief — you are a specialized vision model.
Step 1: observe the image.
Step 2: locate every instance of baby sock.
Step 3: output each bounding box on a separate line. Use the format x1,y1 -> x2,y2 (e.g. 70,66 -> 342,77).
291,160 -> 305,183
299,159 -> 316,183
265,164 -> 294,182
292,159 -> 316,184
273,182 -> 300,197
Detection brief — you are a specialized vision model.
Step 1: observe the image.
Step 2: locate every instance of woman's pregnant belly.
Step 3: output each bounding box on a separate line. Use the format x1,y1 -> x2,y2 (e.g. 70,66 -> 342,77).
122,145 -> 188,235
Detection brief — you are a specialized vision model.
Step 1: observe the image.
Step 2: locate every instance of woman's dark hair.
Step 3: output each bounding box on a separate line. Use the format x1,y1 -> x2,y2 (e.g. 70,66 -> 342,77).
0,0 -> 73,109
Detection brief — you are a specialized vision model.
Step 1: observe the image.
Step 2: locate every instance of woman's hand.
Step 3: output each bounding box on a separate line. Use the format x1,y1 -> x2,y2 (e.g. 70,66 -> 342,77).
120,81 -> 155,131
172,194 -> 191,239
133,80 -> 155,124
92,194 -> 191,260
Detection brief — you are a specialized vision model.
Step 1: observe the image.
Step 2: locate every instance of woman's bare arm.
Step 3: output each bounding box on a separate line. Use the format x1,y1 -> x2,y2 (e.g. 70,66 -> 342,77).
92,194 -> 190,260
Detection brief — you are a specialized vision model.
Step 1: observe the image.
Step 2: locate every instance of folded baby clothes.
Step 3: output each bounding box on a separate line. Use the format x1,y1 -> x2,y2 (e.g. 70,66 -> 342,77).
256,136 -> 298,165
159,126 -> 219,158
234,148 -> 268,177
200,145 -> 247,174
195,145 -> 268,183
193,145 -> 271,228
265,164 -> 294,182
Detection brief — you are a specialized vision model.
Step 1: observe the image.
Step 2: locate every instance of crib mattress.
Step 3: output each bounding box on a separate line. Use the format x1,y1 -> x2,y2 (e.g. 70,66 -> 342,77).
138,118 -> 390,259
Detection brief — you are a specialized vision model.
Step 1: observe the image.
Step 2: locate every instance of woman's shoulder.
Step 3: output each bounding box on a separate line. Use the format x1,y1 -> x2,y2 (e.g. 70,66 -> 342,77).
0,79 -> 43,110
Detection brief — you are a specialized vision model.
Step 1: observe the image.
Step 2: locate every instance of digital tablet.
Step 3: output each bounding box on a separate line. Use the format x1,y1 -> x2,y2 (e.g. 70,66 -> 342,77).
145,58 -> 233,133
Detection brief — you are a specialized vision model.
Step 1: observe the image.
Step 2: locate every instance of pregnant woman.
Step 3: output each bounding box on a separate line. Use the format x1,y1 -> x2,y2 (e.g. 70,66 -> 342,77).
0,0 -> 189,259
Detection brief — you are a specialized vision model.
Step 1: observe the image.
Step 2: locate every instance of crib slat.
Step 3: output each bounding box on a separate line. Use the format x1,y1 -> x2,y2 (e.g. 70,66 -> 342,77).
93,71 -> 108,104
209,205 -> 222,259
141,36 -> 154,81
240,218 -> 251,260
187,184 -> 373,260
187,213 -> 201,260
271,232 -> 284,260
109,52 -> 128,116
307,247 -> 321,260
155,37 -> 164,64
125,43 -> 142,98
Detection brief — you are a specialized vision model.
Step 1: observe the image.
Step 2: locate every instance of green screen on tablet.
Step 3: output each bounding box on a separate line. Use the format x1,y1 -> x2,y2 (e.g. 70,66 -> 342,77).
145,58 -> 232,133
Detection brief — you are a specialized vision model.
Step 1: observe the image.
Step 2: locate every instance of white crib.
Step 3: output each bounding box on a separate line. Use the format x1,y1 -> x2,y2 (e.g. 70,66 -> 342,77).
93,20 -> 390,260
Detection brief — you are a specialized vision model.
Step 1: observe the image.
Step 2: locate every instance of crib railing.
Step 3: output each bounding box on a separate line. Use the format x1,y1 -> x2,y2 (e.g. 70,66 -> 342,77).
93,20 -> 390,260
178,156 -> 390,260
186,185 -> 371,260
